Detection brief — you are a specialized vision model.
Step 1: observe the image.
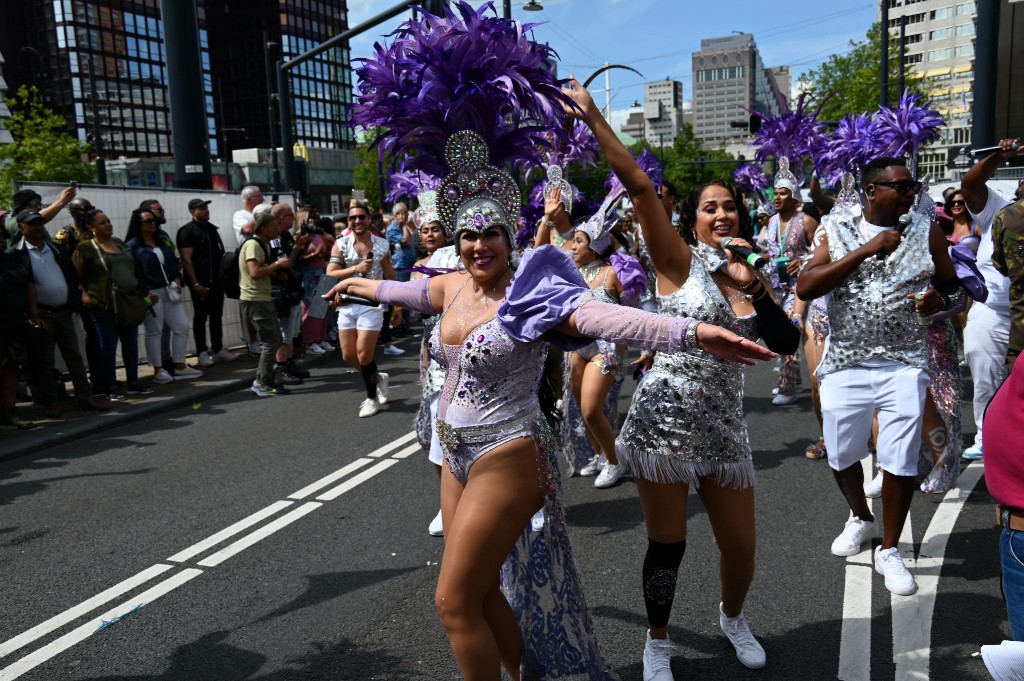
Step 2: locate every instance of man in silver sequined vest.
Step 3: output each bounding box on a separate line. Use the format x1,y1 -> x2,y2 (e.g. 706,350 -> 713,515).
798,157 -> 962,598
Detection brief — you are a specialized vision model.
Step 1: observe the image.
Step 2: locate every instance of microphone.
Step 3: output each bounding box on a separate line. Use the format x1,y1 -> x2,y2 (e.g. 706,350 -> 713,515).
969,140 -> 1021,156
720,236 -> 766,269
338,293 -> 379,307
876,213 -> 914,260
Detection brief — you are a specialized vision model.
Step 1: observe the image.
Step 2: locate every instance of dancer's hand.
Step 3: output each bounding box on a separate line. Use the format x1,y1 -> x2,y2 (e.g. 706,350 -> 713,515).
721,237 -> 758,287
907,289 -> 943,316
544,185 -> 565,221
695,324 -> 777,366
560,76 -> 597,120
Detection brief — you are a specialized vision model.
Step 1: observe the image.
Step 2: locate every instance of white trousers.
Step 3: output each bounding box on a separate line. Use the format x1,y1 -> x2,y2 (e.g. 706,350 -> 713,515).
144,286 -> 189,366
963,303 -> 1010,448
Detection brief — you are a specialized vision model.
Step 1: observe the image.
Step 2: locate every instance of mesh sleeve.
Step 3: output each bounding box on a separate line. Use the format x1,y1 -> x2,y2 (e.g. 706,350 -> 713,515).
573,297 -> 693,353
375,279 -> 434,314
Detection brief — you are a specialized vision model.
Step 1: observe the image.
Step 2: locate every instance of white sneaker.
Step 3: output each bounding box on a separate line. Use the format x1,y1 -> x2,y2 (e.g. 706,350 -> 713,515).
579,454 -> 604,477
198,351 -> 214,367
864,470 -> 884,498
961,443 -> 983,460
642,630 -> 675,681
249,342 -> 261,356
428,509 -> 444,537
306,343 -> 326,355
874,546 -> 918,596
719,603 -> 767,669
771,393 -> 797,405
215,348 -> 237,362
531,508 -> 545,532
358,398 -> 380,418
153,368 -> 174,384
318,340 -> 336,351
771,387 -> 779,395
383,344 -> 405,356
376,372 -> 390,405
831,515 -> 876,557
175,366 -> 203,380
595,461 -> 627,488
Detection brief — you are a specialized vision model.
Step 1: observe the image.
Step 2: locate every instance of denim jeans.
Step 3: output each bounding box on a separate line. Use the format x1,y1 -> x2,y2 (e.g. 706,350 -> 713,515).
82,307 -> 139,392
1000,515 -> 1024,641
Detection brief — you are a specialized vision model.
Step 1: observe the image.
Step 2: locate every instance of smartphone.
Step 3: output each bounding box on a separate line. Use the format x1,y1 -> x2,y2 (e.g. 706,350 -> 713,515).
69,181 -> 79,189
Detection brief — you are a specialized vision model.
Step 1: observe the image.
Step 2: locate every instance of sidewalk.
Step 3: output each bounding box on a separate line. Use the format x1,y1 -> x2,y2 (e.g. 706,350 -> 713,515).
0,348 -> 336,464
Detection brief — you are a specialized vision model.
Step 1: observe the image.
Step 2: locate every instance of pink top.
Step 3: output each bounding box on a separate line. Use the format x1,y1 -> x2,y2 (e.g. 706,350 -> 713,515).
304,235 -> 328,269
984,358 -> 1024,510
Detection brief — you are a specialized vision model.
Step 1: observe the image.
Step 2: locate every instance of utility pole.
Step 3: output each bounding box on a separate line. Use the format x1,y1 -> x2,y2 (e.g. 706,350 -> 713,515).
264,32 -> 281,196
86,53 -> 107,185
973,0 -> 999,148
898,15 -> 907,95
880,0 -> 890,107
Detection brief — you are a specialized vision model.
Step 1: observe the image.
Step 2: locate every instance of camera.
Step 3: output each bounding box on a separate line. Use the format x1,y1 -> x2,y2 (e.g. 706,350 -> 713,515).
300,223 -> 326,236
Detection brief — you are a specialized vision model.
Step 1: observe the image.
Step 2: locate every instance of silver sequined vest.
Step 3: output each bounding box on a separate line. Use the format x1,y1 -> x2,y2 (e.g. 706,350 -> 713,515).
817,209 -> 934,376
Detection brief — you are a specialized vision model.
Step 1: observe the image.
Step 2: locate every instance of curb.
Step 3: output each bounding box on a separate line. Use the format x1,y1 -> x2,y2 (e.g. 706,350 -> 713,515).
1,353 -> 337,465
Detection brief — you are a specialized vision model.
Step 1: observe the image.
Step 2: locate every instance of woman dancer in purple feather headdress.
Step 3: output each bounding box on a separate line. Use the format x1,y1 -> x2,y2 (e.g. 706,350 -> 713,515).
332,5 -> 776,679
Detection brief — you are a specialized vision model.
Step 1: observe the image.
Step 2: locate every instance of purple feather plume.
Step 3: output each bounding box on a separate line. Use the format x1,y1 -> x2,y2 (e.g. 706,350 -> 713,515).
732,164 -> 770,193
607,148 -> 663,197
385,169 -> 441,203
745,92 -> 830,184
547,121 -> 600,169
813,113 -> 883,187
874,90 -> 945,158
351,1 -> 575,178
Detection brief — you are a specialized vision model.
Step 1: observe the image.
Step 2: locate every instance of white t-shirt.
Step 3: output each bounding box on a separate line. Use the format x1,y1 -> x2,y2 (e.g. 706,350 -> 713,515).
232,209 -> 255,247
968,187 -> 1012,313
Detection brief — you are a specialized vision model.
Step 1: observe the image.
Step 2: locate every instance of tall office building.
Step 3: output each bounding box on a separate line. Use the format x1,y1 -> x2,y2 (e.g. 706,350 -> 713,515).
691,33 -> 787,147
0,1 -> 354,170
0,50 -> 13,145
634,79 -> 685,150
882,0 -> 978,179
204,1 -> 354,154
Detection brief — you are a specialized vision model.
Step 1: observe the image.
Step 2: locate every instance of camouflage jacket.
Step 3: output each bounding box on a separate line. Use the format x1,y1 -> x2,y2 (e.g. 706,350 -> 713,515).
992,197 -> 1024,363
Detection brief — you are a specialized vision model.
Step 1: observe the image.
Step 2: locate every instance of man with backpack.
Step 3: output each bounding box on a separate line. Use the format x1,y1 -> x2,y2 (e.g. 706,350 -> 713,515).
239,212 -> 291,396
177,198 -> 234,367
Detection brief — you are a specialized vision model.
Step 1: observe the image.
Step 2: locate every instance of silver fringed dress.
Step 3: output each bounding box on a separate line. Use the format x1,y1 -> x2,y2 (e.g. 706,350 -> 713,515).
616,242 -> 760,489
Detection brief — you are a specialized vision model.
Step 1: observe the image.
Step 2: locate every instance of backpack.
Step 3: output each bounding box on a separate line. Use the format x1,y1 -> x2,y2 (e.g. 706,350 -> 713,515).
222,237 -> 269,300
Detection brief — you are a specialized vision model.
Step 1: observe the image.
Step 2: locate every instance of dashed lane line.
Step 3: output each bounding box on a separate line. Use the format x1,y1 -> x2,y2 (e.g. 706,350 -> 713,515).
838,458 -> 875,681
168,500 -> 295,562
197,502 -> 323,568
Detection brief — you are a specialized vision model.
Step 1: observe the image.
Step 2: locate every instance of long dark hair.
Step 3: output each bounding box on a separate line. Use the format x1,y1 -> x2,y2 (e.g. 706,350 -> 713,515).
677,179 -> 754,246
125,208 -> 155,244
539,349 -> 564,431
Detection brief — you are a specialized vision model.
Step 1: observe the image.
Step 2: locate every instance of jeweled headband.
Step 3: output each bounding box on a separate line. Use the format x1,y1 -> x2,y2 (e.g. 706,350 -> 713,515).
414,190 -> 440,229
436,130 -> 521,247
774,156 -> 802,201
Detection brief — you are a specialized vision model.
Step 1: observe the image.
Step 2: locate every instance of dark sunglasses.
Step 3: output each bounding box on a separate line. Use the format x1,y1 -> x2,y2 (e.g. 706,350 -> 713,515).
141,219 -> 157,225
949,199 -> 966,207
872,181 -> 921,196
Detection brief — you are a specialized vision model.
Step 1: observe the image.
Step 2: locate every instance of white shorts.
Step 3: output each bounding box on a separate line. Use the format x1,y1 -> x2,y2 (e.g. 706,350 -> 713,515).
819,363 -> 929,477
428,397 -> 444,466
336,303 -> 385,332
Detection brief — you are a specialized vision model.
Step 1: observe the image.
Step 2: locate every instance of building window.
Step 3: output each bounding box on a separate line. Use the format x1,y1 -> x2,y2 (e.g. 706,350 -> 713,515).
955,23 -> 975,36
931,6 -> 954,19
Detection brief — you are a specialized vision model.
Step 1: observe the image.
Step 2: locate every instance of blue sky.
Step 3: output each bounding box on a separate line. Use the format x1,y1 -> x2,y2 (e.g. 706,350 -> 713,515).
345,0 -> 879,129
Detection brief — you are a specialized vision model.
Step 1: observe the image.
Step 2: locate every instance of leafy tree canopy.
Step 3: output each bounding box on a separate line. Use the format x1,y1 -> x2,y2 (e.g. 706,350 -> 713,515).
0,86 -> 94,207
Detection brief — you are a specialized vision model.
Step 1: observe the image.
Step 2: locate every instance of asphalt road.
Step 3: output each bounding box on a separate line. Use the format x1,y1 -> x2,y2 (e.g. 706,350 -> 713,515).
0,340 -> 1010,681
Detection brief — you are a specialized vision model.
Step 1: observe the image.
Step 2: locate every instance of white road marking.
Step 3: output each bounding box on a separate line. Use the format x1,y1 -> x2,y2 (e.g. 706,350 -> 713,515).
288,459 -> 374,500
390,443 -> 424,460
891,462 -> 986,680
197,502 -> 322,568
0,569 -> 203,681
366,431 -> 417,458
167,500 -> 295,562
0,563 -> 174,659
316,459 -> 400,501
838,457 -> 874,681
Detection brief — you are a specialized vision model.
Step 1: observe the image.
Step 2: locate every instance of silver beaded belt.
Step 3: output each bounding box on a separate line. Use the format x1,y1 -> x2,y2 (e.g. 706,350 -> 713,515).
435,412 -> 538,453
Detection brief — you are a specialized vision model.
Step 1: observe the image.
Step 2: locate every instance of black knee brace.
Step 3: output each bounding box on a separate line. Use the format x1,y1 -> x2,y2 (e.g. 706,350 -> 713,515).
643,538 -> 686,629
361,360 -> 378,399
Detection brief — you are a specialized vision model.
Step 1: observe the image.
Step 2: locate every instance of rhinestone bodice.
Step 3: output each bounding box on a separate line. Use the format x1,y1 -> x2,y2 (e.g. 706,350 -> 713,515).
337,234 -> 390,280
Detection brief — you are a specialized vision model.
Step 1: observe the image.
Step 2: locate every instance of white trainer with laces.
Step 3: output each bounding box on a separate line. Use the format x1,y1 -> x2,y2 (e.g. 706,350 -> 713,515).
383,344 -> 405,356
376,372 -> 390,405
719,603 -> 767,669
175,366 -> 203,380
153,368 -> 174,384
358,398 -> 380,418
215,348 -> 237,362
306,343 -> 326,355
874,546 -> 918,595
428,509 -> 443,537
771,393 -> 797,406
197,351 -> 214,367
579,454 -> 604,477
594,461 -> 627,488
864,470 -> 884,498
642,630 -> 675,681
831,515 -> 876,556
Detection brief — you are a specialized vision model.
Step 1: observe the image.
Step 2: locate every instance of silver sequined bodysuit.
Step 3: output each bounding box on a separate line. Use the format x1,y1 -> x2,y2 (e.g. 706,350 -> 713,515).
336,234 -> 390,279
616,243 -> 760,489
817,209 -> 934,377
428,299 -> 547,483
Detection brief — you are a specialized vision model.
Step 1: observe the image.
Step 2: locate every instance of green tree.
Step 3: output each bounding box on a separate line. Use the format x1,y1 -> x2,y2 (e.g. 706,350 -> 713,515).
0,86 -> 94,206
661,123 -> 736,194
803,23 -> 932,123
352,129 -> 384,212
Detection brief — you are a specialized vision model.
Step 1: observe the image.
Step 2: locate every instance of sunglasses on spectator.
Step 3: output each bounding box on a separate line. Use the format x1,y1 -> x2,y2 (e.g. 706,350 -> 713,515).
141,219 -> 157,225
348,215 -> 368,221
872,181 -> 921,196
950,200 -> 966,207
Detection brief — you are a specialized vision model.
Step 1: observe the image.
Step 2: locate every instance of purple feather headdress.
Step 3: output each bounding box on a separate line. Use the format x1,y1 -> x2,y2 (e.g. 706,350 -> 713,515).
351,1 -> 576,179
732,164 -> 770,193
813,113 -> 883,187
745,92 -> 830,185
874,90 -> 945,161
606,149 -> 663,197
385,170 -> 441,204
546,121 -> 600,170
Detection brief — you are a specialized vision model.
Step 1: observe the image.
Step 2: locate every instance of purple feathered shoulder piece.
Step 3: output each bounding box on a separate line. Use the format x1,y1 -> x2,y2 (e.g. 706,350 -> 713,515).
351,1 -> 576,178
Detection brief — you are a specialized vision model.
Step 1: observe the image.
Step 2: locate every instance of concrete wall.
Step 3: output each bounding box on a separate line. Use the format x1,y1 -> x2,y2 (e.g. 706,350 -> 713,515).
19,181 -> 296,367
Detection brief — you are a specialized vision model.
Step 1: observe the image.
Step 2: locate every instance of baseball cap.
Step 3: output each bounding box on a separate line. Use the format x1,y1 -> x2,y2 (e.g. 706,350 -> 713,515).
15,210 -> 45,224
188,198 -> 211,210
12,190 -> 42,210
